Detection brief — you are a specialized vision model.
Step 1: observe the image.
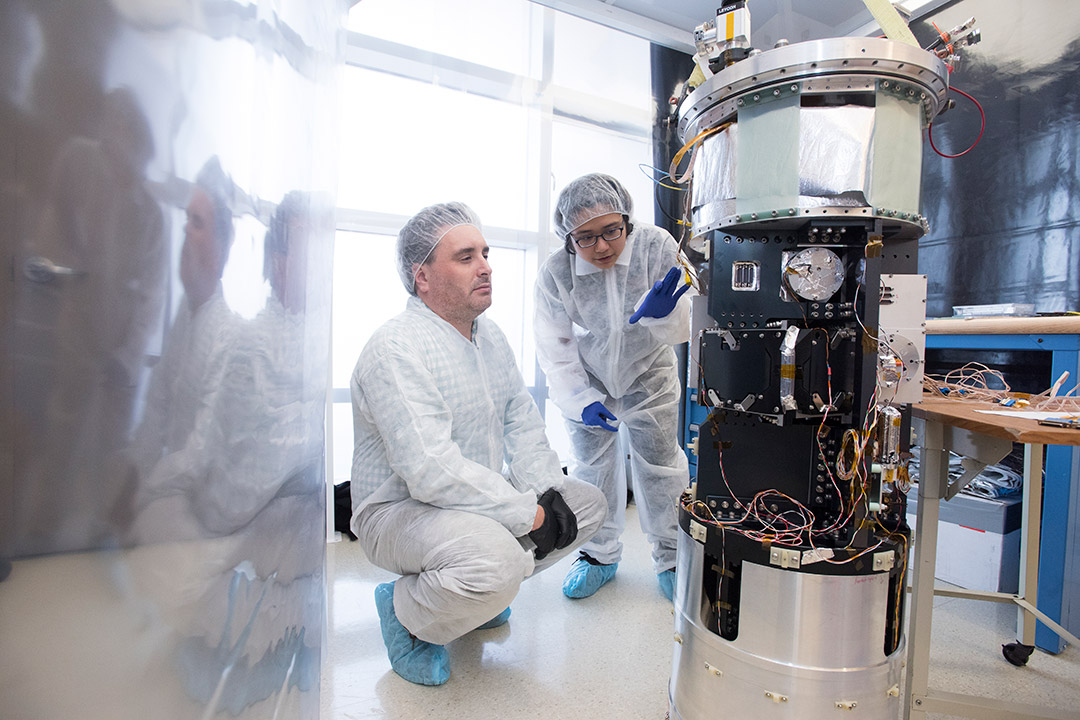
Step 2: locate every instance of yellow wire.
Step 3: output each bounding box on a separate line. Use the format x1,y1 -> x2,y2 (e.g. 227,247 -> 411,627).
668,123 -> 729,183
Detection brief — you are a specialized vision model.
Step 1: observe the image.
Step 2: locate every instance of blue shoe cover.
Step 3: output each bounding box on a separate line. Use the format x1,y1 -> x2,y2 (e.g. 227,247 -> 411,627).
657,569 -> 676,601
562,557 -> 618,599
374,582 -> 450,686
475,606 -> 511,630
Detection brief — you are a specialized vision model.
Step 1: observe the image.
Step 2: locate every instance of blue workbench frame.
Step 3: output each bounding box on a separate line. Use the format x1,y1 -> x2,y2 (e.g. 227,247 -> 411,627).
926,332 -> 1080,653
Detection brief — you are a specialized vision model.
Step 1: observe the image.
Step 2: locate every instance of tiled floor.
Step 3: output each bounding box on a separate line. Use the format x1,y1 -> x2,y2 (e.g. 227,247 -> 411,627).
321,505 -> 1080,720
915,593 -> 1080,718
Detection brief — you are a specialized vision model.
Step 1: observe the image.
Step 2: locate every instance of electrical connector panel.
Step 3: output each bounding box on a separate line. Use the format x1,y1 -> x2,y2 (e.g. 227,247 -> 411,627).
878,273 -> 927,405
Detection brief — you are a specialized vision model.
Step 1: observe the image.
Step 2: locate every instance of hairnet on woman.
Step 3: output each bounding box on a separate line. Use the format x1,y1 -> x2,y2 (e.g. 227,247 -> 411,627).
534,172 -> 693,601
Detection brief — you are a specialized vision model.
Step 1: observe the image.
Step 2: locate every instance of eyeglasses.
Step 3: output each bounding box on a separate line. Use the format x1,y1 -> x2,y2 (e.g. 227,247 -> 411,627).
570,224 -> 625,249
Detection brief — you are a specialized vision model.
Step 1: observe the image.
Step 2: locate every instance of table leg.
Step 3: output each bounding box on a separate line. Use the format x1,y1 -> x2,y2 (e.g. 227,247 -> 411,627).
907,420 -> 948,720
1019,443 -> 1044,644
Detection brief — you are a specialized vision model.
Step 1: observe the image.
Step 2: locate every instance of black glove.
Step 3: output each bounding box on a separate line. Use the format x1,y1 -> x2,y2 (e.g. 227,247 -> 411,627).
545,488 -> 578,550
529,488 -> 578,560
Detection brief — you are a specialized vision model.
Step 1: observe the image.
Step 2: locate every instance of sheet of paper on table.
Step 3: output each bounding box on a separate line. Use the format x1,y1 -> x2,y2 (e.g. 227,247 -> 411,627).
975,410 -> 1080,420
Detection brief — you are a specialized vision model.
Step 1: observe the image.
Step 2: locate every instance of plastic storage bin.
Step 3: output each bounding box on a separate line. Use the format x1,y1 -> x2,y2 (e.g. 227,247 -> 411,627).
906,491 -> 1022,593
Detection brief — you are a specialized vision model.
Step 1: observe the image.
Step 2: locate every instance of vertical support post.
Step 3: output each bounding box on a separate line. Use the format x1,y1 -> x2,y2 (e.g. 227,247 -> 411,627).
1019,443 -> 1044,644
906,419 -> 947,720
1035,339 -> 1080,652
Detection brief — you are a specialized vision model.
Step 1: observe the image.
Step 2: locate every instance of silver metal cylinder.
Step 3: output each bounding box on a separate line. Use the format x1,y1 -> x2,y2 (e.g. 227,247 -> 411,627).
670,532 -> 904,720
678,37 -> 950,247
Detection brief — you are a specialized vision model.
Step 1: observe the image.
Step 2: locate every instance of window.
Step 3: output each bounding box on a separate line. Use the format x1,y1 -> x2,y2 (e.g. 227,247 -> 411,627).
347,0 -> 540,78
551,11 -> 652,108
337,67 -> 540,230
331,230 -> 407,392
551,119 -> 654,220
333,0 -> 654,482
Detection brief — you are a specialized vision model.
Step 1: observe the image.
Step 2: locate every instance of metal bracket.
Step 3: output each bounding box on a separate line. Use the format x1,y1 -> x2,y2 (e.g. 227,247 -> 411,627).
945,457 -> 988,501
734,393 -> 756,412
769,547 -> 801,569
689,520 -> 708,544
735,81 -> 801,111
872,551 -> 896,572
913,418 -> 1013,500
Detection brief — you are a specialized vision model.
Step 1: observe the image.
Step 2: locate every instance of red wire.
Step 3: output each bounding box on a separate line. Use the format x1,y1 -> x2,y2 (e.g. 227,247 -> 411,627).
931,21 -> 954,57
928,86 -> 985,158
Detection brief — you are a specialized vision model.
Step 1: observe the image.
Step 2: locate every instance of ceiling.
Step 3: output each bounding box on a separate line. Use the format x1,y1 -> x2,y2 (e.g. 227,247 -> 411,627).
529,0 -> 943,54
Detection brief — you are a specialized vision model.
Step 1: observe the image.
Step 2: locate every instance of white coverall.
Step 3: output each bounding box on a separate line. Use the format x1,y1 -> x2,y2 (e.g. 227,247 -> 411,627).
534,222 -> 691,573
350,296 -> 606,645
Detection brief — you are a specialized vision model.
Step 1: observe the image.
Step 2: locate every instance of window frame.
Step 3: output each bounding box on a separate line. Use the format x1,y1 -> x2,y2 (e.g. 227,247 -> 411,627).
331,4 -> 654,484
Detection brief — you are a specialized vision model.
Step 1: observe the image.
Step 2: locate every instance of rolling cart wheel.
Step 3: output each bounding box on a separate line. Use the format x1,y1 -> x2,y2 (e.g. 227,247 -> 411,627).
1001,642 -> 1035,667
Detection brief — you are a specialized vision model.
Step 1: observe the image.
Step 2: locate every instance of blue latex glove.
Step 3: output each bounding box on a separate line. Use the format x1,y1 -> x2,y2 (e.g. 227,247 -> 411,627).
629,266 -> 691,324
581,401 -> 618,432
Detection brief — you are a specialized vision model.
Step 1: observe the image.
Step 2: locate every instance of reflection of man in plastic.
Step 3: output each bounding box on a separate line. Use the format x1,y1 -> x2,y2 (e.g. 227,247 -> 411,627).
149,192 -> 328,716
126,156 -> 241,541
247,190 -> 328,503
264,190 -> 312,313
14,86 -> 166,555
181,190 -> 329,536
245,191 -> 329,498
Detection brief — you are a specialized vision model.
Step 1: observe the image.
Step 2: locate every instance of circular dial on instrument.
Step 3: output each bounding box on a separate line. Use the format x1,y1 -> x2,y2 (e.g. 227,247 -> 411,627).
783,247 -> 845,301
878,332 -> 922,395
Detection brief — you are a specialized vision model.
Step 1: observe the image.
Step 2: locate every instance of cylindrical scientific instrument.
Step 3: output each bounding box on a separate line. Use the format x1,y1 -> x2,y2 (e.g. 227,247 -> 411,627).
669,15 -> 951,720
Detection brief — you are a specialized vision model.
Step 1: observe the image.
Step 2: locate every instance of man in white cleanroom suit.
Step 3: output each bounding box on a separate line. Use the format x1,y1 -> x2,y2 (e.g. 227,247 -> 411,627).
126,156 -> 245,541
349,202 -> 607,687
534,173 -> 692,602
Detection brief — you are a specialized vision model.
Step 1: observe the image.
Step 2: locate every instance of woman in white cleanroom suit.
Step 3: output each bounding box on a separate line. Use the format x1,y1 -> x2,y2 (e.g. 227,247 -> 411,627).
534,173 -> 693,601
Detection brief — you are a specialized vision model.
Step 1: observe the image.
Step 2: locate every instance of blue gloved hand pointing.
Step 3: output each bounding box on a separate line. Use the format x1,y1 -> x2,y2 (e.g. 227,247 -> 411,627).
581,401 -> 618,432
629,266 -> 691,324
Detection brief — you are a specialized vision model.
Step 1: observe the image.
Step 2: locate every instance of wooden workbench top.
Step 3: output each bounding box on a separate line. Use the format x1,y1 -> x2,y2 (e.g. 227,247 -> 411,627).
926,316 -> 1080,335
912,395 -> 1080,446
